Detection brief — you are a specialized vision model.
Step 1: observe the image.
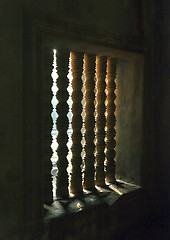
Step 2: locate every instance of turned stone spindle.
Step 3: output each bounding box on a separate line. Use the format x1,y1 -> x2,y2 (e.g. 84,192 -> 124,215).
83,53 -> 96,190
105,58 -> 117,183
95,56 -> 107,186
70,52 -> 84,194
56,49 -> 70,198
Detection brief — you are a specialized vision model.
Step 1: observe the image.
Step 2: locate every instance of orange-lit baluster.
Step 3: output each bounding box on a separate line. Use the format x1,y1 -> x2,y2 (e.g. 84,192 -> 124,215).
83,53 -> 96,190
105,58 -> 117,183
70,52 -> 84,194
95,56 -> 107,186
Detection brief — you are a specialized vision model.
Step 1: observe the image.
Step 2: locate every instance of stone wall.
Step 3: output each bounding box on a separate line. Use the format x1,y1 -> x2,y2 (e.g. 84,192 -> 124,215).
45,186 -> 148,240
115,57 -> 144,185
0,1 -> 23,239
24,0 -> 142,38
0,0 -> 169,239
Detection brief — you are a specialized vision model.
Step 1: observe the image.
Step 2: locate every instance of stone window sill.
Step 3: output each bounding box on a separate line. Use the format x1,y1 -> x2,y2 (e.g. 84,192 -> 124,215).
44,181 -> 147,240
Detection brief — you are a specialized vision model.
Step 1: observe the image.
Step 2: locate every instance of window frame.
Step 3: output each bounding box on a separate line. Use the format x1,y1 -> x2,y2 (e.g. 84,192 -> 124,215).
23,16 -> 145,237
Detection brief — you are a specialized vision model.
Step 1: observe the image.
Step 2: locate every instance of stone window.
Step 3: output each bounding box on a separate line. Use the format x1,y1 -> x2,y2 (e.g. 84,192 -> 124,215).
22,13 -> 145,240
40,43 -> 144,239
37,30 -> 144,209
50,49 -> 117,200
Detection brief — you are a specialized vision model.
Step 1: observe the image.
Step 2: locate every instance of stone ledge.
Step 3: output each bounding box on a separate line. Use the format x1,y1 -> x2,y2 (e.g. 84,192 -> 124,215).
44,182 -> 148,240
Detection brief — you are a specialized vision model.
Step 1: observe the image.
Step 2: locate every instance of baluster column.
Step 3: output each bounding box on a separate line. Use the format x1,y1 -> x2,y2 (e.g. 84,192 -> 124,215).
70,52 -> 84,194
56,49 -> 70,198
83,53 -> 96,190
95,56 -> 107,186
105,58 -> 117,183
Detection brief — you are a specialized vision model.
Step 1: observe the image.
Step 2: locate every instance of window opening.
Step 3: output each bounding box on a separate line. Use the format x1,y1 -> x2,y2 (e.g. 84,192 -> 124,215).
51,49 -> 58,199
50,49 -> 117,200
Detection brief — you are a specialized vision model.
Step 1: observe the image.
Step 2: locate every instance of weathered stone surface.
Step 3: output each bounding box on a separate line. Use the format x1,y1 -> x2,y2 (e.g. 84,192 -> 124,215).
115,58 -> 144,186
45,186 -> 148,240
1,0 -> 169,239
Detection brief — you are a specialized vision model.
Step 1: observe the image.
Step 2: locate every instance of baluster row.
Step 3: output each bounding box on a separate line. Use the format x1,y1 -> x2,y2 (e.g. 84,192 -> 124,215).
52,50 -> 117,199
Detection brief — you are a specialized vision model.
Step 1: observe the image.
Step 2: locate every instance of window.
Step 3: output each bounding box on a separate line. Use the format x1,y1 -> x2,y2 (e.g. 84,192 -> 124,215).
40,34 -> 144,205
49,48 -> 117,200
23,18 -> 144,240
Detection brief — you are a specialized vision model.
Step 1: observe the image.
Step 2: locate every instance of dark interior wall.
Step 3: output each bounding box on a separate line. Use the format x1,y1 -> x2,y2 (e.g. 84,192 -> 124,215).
142,0 -> 170,220
158,1 -> 170,215
0,0 -> 169,239
0,1 -> 23,239
0,1 -> 143,239
24,0 -> 142,37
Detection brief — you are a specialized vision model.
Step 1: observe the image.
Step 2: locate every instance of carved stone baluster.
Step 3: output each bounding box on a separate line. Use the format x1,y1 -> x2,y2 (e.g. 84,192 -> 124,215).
95,56 -> 107,186
105,58 -> 117,183
83,53 -> 96,190
70,52 -> 84,194
56,49 -> 70,198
